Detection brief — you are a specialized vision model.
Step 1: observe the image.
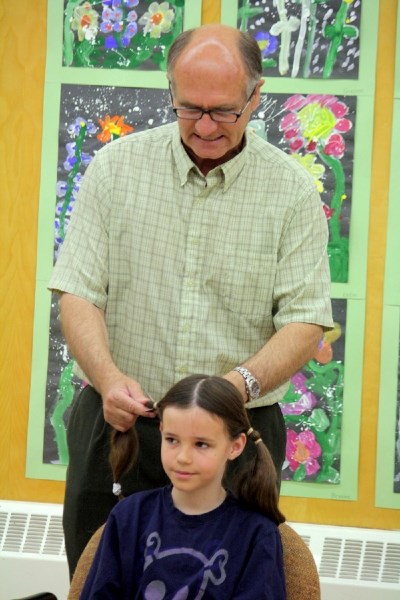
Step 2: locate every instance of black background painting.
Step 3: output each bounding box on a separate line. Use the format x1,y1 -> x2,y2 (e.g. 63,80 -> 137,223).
239,0 -> 362,79
44,84 -> 352,472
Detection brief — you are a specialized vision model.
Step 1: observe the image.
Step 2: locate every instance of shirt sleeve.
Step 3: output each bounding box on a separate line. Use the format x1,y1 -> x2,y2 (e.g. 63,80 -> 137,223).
48,149 -> 111,310
273,181 -> 333,332
231,526 -> 287,600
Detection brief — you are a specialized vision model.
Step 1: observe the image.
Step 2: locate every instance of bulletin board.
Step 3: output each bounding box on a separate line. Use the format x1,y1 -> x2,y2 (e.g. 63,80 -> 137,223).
27,0 -> 379,502
221,0 -> 378,500
376,5 -> 400,510
26,0 -> 202,481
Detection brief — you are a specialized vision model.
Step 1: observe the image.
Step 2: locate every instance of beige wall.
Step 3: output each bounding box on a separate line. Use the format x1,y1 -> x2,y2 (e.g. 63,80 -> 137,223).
0,0 -> 398,528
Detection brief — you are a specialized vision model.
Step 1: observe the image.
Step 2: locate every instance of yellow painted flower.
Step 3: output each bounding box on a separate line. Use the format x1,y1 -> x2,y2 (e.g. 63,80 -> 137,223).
70,1 -> 99,43
139,2 -> 175,38
297,103 -> 336,143
291,153 -> 325,193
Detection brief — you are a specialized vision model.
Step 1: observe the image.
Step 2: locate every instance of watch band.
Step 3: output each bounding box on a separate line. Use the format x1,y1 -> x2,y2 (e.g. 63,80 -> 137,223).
233,366 -> 261,401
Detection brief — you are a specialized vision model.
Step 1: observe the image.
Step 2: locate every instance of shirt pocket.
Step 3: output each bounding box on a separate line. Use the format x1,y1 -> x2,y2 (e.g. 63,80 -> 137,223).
210,251 -> 277,326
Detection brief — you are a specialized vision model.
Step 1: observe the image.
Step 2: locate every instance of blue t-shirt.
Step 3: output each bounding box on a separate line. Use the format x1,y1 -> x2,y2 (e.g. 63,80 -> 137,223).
80,485 -> 286,599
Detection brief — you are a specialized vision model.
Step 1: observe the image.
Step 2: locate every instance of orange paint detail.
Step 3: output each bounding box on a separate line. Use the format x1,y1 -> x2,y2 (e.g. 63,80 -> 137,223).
150,12 -> 163,25
80,15 -> 91,28
97,115 -> 134,144
293,441 -> 310,463
314,341 -> 333,364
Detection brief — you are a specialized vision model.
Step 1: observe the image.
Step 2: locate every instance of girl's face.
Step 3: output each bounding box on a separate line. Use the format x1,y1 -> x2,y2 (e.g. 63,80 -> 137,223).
160,405 -> 245,501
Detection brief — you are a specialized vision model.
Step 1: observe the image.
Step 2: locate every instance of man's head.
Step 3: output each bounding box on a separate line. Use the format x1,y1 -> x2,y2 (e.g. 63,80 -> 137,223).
167,25 -> 264,174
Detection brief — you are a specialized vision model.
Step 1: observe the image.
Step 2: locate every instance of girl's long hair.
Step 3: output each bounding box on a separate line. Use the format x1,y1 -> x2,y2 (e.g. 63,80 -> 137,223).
109,374 -> 285,524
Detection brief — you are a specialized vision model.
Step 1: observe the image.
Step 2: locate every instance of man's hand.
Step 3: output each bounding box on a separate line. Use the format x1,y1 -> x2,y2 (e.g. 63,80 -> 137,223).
100,371 -> 156,432
59,293 -> 157,431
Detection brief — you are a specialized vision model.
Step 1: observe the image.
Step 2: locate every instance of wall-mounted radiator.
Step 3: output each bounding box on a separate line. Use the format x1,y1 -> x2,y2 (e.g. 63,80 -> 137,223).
0,500 -> 399,600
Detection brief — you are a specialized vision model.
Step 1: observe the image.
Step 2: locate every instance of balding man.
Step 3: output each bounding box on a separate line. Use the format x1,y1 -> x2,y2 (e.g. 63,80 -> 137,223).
49,24 -> 333,577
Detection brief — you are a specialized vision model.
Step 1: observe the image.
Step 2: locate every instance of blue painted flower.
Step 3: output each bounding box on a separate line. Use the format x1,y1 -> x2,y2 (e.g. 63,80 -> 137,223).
105,35 -> 118,49
254,31 -> 278,58
101,2 -> 138,48
67,117 -> 96,137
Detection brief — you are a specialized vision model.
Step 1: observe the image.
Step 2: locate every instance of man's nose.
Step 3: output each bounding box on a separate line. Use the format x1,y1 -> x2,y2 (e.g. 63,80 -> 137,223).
194,112 -> 219,135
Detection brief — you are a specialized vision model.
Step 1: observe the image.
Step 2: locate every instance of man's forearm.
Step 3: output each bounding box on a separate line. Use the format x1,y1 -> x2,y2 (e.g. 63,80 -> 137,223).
59,292 -> 120,394
226,322 -> 324,401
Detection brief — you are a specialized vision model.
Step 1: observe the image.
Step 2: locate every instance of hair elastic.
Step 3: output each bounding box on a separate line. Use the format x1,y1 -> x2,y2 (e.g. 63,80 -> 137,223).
112,482 -> 122,497
247,426 -> 262,445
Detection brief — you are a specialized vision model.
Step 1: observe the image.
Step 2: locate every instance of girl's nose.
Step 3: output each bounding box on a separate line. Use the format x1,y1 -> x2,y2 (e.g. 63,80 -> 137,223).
177,445 -> 192,463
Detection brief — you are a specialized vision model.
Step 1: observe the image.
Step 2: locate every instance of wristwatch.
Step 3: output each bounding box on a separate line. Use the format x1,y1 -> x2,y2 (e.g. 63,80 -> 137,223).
233,367 -> 261,401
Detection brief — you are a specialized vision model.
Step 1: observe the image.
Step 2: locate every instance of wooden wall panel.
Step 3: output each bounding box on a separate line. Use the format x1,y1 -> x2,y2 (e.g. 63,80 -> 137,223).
0,0 -> 398,528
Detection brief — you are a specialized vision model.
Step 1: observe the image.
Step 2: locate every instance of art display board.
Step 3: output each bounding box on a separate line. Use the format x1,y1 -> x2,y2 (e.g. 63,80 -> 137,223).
27,0 -> 378,501
376,5 -> 400,509
26,0 -> 202,481
220,0 -> 378,499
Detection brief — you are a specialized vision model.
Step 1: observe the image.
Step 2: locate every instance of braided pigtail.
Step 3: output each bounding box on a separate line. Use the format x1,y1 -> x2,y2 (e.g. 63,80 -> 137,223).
108,428 -> 139,500
232,427 -> 285,525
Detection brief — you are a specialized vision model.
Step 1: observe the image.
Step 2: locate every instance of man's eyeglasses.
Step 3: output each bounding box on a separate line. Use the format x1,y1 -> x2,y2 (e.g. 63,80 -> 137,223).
170,86 -> 257,124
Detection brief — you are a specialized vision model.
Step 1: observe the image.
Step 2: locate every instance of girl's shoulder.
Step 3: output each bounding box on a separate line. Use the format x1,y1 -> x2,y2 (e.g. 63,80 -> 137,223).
225,494 -> 279,533
111,486 -> 168,520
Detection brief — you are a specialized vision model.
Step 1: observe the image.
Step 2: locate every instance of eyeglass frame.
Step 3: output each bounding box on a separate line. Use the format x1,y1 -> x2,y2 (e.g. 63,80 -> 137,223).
168,83 -> 258,124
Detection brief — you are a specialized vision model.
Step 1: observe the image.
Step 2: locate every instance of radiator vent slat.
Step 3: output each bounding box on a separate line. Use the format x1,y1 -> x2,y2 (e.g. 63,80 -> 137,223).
340,539 -> 363,580
319,537 -> 342,577
2,514 -> 28,552
23,515 -> 47,554
381,544 -> 400,583
0,506 -> 66,557
303,532 -> 400,586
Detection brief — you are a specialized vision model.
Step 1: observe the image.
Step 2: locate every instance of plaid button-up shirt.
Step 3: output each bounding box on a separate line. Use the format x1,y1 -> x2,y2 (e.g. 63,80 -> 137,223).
49,122 -> 333,407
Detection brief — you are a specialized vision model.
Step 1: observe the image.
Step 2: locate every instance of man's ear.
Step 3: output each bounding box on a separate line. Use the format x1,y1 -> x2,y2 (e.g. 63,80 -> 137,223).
159,422 -> 163,433
253,79 -> 265,107
228,433 -> 247,461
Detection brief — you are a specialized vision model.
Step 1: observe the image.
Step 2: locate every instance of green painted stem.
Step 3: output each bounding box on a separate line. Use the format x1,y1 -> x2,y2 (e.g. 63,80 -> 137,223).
50,360 -> 76,465
318,149 -> 345,244
322,1 -> 349,79
59,122 -> 87,241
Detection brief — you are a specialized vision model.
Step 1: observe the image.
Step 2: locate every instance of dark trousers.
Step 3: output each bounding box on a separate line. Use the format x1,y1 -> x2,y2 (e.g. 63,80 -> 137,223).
63,385 -> 287,579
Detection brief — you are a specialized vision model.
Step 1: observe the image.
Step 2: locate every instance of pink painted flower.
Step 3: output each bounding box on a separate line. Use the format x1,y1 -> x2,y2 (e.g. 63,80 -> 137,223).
281,372 -> 318,415
286,429 -> 321,475
280,94 -> 352,159
281,393 -> 316,415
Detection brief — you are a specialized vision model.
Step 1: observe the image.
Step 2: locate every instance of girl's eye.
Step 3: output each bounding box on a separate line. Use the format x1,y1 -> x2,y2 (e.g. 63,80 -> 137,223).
196,441 -> 209,449
165,436 -> 177,445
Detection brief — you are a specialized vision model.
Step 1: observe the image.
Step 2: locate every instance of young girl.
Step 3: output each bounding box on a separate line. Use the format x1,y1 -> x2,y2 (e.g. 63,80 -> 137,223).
80,375 -> 287,599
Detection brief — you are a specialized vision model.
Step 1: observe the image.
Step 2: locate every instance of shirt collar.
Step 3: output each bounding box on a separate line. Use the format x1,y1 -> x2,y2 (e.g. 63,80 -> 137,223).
171,123 -> 250,192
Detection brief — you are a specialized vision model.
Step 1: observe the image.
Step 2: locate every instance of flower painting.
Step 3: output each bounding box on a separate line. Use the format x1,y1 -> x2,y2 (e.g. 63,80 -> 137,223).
45,84 -> 171,465
251,92 -> 355,283
239,0 -> 362,79
63,0 -> 185,69
280,299 -> 345,483
279,93 -> 354,282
